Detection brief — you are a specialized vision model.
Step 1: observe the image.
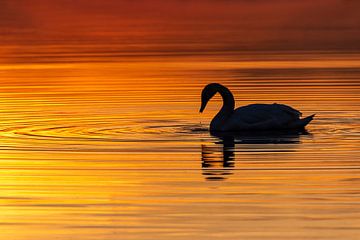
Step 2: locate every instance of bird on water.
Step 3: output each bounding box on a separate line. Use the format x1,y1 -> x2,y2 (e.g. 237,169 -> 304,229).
200,83 -> 315,132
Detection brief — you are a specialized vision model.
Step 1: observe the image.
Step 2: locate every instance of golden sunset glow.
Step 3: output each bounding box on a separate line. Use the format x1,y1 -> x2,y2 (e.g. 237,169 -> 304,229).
0,1 -> 360,240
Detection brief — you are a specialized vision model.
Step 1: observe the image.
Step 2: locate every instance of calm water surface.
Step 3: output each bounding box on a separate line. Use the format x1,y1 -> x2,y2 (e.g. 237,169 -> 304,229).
0,52 -> 360,239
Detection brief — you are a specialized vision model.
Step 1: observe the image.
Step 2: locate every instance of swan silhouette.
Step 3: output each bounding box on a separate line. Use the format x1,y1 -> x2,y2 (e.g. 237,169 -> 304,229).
200,83 -> 315,132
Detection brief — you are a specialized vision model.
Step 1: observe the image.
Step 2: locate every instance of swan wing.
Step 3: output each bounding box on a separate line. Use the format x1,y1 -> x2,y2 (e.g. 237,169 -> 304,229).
234,104 -> 300,122
273,103 -> 302,118
228,104 -> 303,130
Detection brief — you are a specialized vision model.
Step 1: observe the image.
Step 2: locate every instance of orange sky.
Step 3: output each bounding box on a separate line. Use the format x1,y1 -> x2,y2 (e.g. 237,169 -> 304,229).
1,0 -> 360,56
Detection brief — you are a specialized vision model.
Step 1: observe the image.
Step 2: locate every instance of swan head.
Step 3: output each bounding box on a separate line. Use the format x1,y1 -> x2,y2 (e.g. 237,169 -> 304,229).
200,83 -> 219,113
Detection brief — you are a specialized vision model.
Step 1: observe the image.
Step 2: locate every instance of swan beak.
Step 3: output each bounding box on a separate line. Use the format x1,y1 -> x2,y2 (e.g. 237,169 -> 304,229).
199,104 -> 205,113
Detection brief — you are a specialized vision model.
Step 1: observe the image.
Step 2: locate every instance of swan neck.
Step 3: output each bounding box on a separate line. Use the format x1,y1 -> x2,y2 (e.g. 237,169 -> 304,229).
210,85 -> 235,131
218,86 -> 235,114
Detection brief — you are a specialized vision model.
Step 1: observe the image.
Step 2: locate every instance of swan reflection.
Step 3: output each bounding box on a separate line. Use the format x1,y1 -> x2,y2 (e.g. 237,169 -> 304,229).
201,130 -> 308,181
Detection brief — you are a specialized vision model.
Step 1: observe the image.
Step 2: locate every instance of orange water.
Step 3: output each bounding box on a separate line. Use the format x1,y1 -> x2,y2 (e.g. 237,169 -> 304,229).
0,51 -> 360,239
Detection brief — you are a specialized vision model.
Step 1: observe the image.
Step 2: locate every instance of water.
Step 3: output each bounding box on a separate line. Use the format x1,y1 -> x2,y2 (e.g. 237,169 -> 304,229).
0,51 -> 360,239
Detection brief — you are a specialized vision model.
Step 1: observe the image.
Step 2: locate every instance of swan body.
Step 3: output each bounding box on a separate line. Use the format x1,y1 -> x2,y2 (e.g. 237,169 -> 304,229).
200,83 -> 315,132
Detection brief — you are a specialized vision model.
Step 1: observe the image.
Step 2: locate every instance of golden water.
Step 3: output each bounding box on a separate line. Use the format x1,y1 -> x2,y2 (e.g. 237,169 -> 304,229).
0,51 -> 360,239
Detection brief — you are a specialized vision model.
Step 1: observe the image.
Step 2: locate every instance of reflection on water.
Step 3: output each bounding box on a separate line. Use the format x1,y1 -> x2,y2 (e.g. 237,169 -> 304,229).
0,52 -> 360,239
201,142 -> 235,181
202,131 -> 306,181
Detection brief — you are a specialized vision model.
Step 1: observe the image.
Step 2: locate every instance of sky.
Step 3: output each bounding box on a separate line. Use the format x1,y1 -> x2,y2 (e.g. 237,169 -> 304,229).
1,0 -> 360,56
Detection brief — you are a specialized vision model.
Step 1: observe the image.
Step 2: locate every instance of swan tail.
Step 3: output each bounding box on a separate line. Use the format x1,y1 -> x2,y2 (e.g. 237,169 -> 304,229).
288,114 -> 315,129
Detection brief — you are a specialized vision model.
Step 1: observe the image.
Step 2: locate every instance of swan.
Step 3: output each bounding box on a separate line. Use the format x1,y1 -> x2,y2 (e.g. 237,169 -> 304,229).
200,83 -> 315,132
